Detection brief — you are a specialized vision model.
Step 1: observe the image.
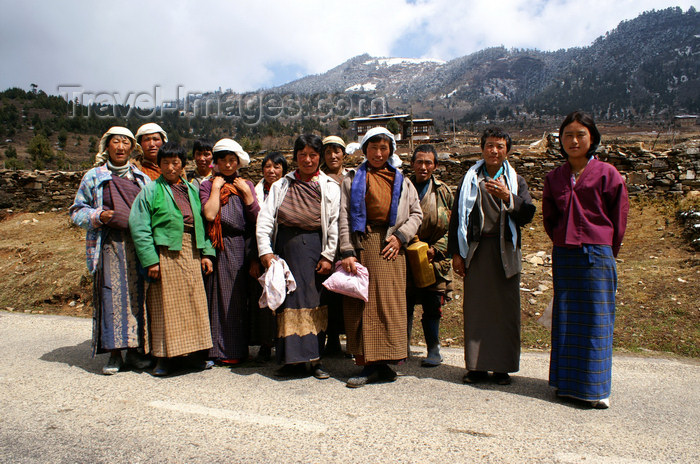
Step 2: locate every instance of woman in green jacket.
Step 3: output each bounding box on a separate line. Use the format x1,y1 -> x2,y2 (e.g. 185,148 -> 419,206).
129,142 -> 215,376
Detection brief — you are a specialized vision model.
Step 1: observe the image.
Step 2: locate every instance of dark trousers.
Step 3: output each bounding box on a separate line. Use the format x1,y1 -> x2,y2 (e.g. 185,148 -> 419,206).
407,289 -> 443,322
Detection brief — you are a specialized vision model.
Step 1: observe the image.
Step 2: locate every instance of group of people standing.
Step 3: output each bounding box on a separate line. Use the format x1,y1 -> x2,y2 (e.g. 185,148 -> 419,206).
71,110 -> 628,409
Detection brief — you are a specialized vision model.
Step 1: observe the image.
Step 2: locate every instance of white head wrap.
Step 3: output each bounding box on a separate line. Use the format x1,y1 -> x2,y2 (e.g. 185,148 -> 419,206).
359,126 -> 397,154
345,142 -> 362,155
94,126 -> 137,166
388,153 -> 403,169
359,127 -> 402,169
213,138 -> 250,168
135,123 -> 168,143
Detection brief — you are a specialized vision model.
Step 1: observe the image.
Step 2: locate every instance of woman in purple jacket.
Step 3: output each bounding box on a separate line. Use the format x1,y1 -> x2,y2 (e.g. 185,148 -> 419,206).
543,111 -> 629,409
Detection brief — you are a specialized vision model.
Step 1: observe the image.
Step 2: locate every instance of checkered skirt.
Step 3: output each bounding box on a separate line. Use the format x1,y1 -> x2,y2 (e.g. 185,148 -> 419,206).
549,245 -> 617,401
147,230 -> 213,358
344,227 -> 408,364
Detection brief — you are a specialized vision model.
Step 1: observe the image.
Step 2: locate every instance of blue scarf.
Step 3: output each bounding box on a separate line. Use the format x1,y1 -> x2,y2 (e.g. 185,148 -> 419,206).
456,159 -> 519,258
350,161 -> 403,233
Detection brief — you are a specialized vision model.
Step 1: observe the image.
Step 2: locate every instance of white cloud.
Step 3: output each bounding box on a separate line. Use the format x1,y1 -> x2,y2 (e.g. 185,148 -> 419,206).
0,0 -> 426,99
0,0 -> 696,101
415,0 -> 698,59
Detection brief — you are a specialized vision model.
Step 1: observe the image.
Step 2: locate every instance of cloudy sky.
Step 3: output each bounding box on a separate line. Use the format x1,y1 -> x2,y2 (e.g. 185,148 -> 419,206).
0,0 -> 696,103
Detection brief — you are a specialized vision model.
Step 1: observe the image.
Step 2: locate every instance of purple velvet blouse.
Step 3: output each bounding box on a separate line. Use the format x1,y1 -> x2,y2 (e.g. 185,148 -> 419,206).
542,158 -> 629,257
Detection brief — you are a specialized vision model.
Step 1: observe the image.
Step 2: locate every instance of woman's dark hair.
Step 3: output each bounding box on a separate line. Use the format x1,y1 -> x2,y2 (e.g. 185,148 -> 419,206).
192,138 -> 213,155
362,133 -> 394,156
157,142 -> 187,166
412,144 -> 437,164
262,151 -> 288,175
293,134 -> 323,161
212,150 -> 240,163
558,110 -> 601,159
480,127 -> 512,152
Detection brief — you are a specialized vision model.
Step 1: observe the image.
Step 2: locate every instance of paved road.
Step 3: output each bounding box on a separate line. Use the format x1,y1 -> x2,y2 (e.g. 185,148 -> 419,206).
0,312 -> 698,463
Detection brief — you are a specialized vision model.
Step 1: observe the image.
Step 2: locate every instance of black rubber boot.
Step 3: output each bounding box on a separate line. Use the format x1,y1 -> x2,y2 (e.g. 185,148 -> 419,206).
421,318 -> 443,367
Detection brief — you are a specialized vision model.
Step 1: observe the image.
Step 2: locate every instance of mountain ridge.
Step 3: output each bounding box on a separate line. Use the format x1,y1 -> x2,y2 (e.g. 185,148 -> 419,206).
267,7 -> 699,121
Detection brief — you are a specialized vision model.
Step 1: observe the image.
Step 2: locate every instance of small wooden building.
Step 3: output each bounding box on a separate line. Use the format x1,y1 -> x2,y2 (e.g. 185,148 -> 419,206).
674,115 -> 698,128
350,113 -> 434,141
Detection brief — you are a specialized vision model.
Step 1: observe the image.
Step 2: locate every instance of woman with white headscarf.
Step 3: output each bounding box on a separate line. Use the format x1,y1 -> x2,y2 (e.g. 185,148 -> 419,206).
70,126 -> 152,374
200,138 -> 259,364
339,127 -> 423,388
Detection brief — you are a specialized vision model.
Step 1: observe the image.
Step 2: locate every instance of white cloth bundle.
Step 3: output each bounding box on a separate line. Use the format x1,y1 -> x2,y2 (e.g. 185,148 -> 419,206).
258,257 -> 296,310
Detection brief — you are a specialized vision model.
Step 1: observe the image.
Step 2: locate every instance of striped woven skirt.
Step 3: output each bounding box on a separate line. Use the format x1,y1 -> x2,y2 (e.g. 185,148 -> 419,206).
205,231 -> 249,361
549,245 -> 617,401
92,229 -> 148,355
343,226 -> 408,365
275,225 -> 328,365
147,228 -> 213,358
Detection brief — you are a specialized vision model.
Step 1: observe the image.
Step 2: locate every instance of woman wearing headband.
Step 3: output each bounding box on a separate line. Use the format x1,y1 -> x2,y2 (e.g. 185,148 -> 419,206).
71,126 -> 151,374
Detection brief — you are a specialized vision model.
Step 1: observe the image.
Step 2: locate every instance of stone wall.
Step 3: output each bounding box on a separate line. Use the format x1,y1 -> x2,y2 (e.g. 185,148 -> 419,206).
678,209 -> 700,250
1,142 -> 698,213
0,169 -> 83,212
430,143 -> 700,197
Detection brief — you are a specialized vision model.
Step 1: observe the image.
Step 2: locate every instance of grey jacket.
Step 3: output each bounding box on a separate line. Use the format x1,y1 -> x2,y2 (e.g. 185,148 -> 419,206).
448,173 -> 535,279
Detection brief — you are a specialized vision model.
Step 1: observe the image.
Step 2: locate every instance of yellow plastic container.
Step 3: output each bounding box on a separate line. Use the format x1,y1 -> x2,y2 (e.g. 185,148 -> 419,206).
406,241 -> 436,288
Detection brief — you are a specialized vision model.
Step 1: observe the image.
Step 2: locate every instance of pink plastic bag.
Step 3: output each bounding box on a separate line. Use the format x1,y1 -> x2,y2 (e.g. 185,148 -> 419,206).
322,261 -> 369,302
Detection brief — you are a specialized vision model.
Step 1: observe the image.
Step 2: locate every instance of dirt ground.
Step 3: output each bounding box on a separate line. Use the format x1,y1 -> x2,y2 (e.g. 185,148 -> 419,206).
434,196 -> 700,358
0,196 -> 698,358
0,211 -> 90,317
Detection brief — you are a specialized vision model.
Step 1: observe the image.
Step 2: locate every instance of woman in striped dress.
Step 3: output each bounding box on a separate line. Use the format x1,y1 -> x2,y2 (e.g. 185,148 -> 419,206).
256,134 -> 340,379
70,126 -> 151,374
201,138 -> 259,365
250,151 -> 288,362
